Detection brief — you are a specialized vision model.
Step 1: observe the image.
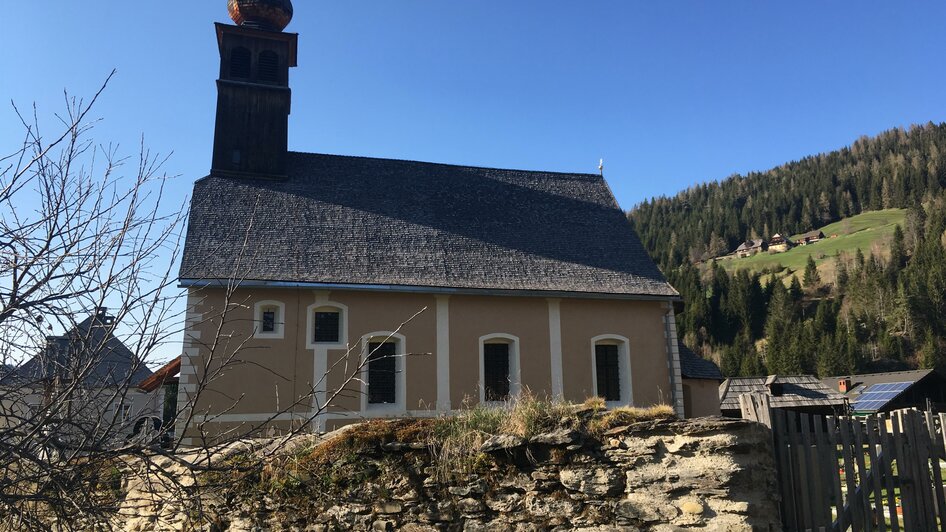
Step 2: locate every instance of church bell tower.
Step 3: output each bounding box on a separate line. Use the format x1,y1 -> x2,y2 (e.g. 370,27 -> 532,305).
211,0 -> 298,179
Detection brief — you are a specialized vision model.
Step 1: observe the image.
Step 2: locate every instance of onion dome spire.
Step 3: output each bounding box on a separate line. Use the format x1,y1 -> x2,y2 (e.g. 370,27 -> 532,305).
228,0 -> 294,32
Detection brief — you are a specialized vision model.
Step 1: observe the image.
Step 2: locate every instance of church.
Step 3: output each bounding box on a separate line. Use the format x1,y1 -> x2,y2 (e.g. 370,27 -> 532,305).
176,1 -> 684,443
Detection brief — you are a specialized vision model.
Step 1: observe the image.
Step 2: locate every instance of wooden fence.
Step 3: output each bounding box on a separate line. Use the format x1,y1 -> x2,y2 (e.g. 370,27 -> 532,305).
741,394 -> 946,531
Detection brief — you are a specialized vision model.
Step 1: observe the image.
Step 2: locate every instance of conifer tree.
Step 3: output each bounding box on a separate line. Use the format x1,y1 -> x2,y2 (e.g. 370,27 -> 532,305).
919,329 -> 944,370
890,224 -> 907,270
789,275 -> 804,302
803,255 -> 821,288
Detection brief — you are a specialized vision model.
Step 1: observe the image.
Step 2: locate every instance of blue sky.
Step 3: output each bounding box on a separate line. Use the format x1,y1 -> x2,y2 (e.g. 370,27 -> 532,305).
2,1 -> 944,211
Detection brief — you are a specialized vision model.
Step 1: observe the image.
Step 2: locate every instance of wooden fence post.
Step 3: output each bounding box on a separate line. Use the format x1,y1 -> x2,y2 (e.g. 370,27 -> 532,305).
739,393 -> 772,428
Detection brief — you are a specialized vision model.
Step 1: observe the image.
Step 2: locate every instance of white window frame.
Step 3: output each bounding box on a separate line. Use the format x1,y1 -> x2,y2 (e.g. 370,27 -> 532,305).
590,334 -> 633,407
306,302 -> 348,350
359,331 -> 407,414
478,333 -> 521,405
253,300 -> 286,339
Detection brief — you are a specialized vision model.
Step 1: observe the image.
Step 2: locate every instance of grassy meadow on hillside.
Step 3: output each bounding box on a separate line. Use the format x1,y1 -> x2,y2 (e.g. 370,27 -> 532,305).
714,208 -> 906,283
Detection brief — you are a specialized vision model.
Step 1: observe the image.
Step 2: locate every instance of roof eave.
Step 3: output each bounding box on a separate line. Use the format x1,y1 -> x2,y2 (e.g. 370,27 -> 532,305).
178,278 -> 682,302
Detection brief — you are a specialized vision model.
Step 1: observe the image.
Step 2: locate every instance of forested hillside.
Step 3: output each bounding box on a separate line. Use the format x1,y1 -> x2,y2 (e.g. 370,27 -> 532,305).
629,123 -> 946,377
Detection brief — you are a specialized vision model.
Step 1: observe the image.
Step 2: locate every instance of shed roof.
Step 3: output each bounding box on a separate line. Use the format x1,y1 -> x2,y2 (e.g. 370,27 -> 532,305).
719,375 -> 847,412
679,344 -> 723,381
180,152 -> 678,298
822,369 -> 944,412
138,356 -> 181,392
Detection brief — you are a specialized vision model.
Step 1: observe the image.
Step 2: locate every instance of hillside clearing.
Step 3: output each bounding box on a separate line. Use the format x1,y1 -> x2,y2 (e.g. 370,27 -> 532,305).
714,208 -> 906,283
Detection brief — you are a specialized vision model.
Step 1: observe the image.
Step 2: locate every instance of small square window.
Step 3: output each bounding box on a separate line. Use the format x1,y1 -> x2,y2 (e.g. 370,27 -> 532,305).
314,312 -> 340,343
262,310 -> 276,333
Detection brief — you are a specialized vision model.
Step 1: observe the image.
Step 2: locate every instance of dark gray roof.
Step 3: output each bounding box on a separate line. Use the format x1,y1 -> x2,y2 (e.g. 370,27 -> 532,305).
719,375 -> 847,412
823,369 -> 943,399
5,312 -> 152,388
179,152 -> 677,298
735,239 -> 766,252
679,344 -> 723,381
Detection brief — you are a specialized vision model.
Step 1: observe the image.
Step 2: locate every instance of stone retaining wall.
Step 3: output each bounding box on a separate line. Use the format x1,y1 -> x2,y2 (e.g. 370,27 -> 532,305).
165,416 -> 782,531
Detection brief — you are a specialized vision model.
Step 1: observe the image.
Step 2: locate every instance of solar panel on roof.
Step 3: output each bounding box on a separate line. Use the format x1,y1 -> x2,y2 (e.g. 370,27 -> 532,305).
851,381 -> 913,412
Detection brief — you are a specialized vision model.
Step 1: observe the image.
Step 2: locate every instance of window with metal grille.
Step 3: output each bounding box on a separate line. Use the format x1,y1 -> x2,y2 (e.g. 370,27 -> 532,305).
230,47 -> 251,79
313,312 -> 340,343
261,308 -> 276,333
595,344 -> 621,402
258,51 -> 279,82
367,342 -> 397,404
484,343 -> 511,402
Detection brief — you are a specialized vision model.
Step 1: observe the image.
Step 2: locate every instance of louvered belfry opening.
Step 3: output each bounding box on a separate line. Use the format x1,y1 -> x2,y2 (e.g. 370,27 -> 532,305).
595,344 -> 621,402
484,343 -> 511,401
367,342 -> 397,404
230,47 -> 251,79
258,50 -> 279,82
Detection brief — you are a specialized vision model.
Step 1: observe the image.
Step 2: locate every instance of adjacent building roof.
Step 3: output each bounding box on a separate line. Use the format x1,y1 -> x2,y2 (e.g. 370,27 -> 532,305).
719,375 -> 847,412
138,356 -> 181,392
735,239 -> 766,252
180,152 -> 678,298
679,344 -> 723,381
823,369 -> 944,413
4,310 -> 153,389
798,230 -> 825,240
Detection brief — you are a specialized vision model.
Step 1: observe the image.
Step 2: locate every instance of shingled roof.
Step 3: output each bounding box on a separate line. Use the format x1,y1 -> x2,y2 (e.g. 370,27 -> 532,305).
678,344 -> 723,381
180,152 -> 677,298
6,310 -> 153,389
719,375 -> 847,413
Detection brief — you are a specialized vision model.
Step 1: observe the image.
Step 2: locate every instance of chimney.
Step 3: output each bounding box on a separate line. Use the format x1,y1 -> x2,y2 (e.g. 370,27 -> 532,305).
211,0 -> 298,179
838,378 -> 852,394
94,307 -> 115,326
765,375 -> 783,397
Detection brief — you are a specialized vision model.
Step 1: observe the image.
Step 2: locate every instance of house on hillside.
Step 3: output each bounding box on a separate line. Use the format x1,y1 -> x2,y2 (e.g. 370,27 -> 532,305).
822,370 -> 946,414
796,230 -> 825,245
175,3 -> 684,443
735,239 -> 768,258
718,375 -> 847,418
768,233 -> 794,253
0,308 -> 163,443
679,344 -> 723,418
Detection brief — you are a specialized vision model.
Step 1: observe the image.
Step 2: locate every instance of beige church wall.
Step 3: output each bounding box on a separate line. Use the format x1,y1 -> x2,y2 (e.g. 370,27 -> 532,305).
447,295 -> 553,407
559,299 -> 672,408
182,287 -> 678,443
683,378 -> 722,418
184,288 -> 313,417
323,291 -> 438,414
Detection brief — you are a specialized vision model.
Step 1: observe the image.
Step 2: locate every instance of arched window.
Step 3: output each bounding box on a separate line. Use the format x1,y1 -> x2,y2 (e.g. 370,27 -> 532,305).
253,300 -> 285,339
360,332 -> 407,412
230,47 -> 251,79
306,302 -> 347,349
258,50 -> 279,82
479,334 -> 521,404
591,335 -> 632,406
